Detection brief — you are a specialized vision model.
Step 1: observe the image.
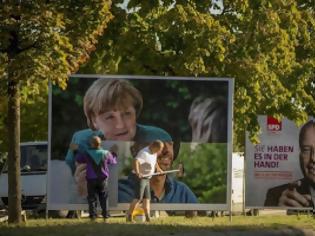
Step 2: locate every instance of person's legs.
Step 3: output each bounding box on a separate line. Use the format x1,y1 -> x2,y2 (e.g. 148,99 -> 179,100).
143,198 -> 151,222
126,199 -> 140,222
126,178 -> 146,221
142,180 -> 151,222
87,180 -> 97,220
98,179 -> 109,219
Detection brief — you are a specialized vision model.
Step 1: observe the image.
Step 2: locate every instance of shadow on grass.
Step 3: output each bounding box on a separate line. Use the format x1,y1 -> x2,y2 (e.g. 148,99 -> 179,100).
0,218 -> 312,236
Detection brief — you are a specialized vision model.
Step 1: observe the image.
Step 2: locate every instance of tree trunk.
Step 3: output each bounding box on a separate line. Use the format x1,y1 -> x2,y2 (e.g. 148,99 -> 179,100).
7,77 -> 22,224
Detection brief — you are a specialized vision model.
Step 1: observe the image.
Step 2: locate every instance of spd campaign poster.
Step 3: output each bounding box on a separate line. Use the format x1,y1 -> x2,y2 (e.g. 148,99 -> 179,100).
246,115 -> 315,209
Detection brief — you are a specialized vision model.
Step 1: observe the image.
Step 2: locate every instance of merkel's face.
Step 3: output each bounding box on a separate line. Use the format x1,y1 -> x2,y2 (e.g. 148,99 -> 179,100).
300,125 -> 315,184
92,106 -> 137,141
157,141 -> 174,171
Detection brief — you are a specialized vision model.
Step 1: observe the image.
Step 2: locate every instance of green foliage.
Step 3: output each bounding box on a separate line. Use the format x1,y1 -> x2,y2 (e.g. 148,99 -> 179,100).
0,1 -> 113,90
81,1 -> 315,151
175,143 -> 227,203
221,0 -> 315,149
0,1 -> 113,152
82,3 -> 234,76
0,151 -> 7,172
0,91 -> 48,156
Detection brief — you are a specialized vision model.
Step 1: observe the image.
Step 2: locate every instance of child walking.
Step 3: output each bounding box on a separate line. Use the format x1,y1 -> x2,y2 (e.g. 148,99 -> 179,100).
76,136 -> 117,220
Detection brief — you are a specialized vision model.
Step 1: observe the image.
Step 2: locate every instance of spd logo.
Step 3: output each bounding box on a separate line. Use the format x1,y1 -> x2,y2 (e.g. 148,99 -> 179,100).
267,116 -> 282,132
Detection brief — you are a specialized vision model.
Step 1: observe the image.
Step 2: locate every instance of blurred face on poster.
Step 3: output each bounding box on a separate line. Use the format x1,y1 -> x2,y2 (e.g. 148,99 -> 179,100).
92,105 -> 137,141
157,141 -> 174,171
188,96 -> 227,143
299,123 -> 315,185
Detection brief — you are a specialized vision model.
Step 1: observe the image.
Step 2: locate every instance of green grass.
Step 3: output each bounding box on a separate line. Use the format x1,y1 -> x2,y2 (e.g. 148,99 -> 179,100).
0,215 -> 315,236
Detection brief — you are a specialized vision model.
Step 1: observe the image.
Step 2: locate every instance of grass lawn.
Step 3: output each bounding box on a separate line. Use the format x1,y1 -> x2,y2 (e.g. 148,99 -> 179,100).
0,215 -> 315,236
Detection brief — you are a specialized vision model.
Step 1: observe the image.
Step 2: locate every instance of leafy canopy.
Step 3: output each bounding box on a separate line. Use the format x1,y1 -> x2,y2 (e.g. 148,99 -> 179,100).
0,0 -> 113,152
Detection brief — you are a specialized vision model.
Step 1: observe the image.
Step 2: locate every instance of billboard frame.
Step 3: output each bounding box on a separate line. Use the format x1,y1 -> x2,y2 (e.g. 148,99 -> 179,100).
47,74 -> 234,212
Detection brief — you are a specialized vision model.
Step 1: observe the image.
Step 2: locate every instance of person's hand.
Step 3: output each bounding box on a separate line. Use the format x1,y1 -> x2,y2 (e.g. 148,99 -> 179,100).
136,172 -> 143,178
69,143 -> 79,151
110,144 -> 119,155
278,181 -> 312,207
74,163 -> 87,197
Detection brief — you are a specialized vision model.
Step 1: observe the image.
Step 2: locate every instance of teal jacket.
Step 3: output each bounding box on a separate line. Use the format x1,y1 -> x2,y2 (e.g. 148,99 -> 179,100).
65,124 -> 172,172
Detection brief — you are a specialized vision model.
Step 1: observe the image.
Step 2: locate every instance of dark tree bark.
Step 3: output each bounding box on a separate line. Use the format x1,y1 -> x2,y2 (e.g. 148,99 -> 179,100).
7,77 -> 22,224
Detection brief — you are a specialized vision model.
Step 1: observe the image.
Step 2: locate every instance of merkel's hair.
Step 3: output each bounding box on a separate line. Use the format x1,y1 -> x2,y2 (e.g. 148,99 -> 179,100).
299,120 -> 315,148
84,79 -> 143,130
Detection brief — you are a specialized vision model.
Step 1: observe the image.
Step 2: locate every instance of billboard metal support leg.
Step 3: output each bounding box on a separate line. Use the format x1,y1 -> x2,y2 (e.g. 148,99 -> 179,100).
45,195 -> 48,222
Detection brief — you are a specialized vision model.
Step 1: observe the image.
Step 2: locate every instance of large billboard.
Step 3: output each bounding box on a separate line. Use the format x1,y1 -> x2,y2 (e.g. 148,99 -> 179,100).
246,116 -> 315,209
47,75 -> 233,211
